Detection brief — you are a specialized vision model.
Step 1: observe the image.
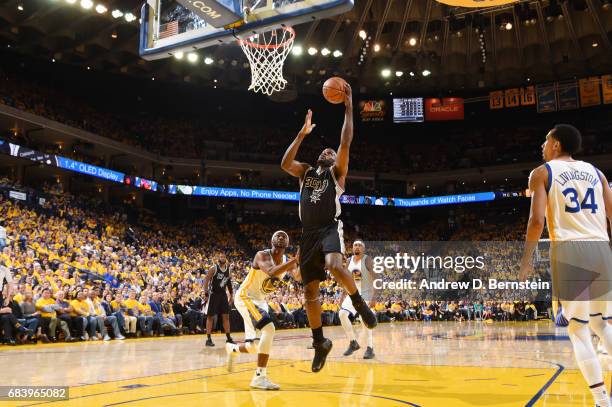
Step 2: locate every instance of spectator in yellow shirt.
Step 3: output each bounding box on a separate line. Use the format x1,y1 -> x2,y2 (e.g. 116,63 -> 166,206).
124,291 -> 153,337
36,288 -> 59,342
112,293 -> 137,336
390,301 -> 404,321
70,290 -> 91,340
12,283 -> 26,304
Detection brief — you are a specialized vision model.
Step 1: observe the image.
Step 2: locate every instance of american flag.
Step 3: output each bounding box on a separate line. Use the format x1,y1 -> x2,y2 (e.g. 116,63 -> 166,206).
159,21 -> 179,39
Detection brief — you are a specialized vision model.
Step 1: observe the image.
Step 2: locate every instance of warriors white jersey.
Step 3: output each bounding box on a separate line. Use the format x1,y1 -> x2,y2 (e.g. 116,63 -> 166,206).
348,255 -> 374,302
237,250 -> 288,301
544,159 -> 609,242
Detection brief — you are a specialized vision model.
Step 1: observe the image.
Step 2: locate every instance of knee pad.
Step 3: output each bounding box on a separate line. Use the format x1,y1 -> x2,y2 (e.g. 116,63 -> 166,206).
258,322 -> 276,355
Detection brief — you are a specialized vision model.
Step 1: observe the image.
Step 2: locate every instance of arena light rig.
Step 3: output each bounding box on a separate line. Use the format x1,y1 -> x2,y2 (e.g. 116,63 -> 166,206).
48,0 -> 139,25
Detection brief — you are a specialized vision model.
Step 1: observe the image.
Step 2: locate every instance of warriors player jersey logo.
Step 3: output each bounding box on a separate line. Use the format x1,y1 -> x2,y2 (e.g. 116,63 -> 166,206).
261,277 -> 282,294
304,176 -> 329,203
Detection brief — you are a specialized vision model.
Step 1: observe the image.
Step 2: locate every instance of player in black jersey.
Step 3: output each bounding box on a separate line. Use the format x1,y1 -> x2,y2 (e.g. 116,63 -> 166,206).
203,251 -> 234,346
281,81 -> 377,373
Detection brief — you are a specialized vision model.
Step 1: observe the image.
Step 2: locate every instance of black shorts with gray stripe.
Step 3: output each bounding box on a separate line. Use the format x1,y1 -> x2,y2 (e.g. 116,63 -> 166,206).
299,221 -> 344,285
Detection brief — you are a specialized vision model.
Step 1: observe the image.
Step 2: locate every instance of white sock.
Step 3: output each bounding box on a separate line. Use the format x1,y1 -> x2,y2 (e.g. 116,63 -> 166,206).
255,367 -> 267,377
590,385 -> 610,407
339,310 -> 355,342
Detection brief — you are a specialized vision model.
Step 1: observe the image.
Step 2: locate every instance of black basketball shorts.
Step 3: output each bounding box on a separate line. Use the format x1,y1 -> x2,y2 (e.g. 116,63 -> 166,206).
299,220 -> 345,285
204,292 -> 230,315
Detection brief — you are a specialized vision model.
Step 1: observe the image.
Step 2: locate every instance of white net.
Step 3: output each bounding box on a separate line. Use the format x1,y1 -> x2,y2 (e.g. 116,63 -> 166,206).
238,26 -> 295,96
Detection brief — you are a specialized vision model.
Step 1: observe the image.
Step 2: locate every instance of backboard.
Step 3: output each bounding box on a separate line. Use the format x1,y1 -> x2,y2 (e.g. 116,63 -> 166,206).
139,0 -> 354,60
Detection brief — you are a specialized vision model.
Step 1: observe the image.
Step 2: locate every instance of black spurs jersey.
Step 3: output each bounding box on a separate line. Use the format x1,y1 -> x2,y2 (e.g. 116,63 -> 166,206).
209,264 -> 231,293
299,167 -> 344,230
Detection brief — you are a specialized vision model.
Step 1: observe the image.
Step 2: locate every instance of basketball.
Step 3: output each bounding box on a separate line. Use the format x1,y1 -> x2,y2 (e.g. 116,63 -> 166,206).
322,77 -> 347,104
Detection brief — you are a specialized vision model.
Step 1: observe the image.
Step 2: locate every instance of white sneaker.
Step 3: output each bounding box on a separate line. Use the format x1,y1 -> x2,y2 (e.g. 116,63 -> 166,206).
103,335 -> 111,341
83,332 -> 89,341
91,336 -> 98,341
116,335 -> 126,340
225,343 -> 237,372
250,375 -> 280,390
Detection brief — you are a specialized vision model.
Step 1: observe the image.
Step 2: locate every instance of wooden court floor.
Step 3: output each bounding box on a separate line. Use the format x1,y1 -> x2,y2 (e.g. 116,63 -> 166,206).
0,321 -> 609,406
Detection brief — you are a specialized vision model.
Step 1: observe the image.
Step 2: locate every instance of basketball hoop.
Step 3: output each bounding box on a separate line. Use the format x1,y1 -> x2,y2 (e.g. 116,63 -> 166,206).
238,26 -> 295,96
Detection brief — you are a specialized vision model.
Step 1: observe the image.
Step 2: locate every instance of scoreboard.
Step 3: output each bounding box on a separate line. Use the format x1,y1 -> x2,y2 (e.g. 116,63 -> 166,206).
393,98 -> 424,123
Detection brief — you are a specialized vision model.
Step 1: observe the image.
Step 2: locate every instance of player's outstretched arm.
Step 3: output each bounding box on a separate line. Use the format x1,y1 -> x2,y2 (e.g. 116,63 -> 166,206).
254,251 -> 297,278
281,109 -> 314,179
334,82 -> 353,181
519,166 -> 547,279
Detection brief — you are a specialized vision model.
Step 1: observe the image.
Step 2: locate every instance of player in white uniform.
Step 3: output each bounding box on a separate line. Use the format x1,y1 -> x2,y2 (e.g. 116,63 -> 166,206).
226,231 -> 299,390
339,240 -> 376,359
520,124 -> 612,407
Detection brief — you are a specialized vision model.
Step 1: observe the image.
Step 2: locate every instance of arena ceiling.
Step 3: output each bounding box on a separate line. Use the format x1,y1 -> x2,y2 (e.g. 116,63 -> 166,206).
0,0 -> 611,95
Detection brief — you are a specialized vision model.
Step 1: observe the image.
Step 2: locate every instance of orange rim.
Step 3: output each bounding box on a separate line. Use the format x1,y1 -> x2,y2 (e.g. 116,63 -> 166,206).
237,26 -> 295,50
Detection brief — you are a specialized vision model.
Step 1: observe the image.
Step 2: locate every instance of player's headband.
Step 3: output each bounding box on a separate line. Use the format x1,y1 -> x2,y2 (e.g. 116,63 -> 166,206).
353,240 -> 365,247
272,230 -> 289,240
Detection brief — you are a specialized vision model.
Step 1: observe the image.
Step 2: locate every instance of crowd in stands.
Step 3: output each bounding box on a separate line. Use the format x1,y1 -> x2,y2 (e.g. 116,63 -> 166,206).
0,175 -> 551,347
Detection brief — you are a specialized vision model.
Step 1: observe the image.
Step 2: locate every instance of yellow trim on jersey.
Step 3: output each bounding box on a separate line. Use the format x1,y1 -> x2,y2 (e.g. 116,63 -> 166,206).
240,269 -> 263,320
546,200 -> 556,242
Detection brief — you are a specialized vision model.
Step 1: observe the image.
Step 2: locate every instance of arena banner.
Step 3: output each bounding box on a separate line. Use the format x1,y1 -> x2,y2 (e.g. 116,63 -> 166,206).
489,91 -> 504,109
359,99 -> 386,122
536,83 -> 557,113
393,192 -> 495,207
557,80 -> 579,111
602,74 -> 612,104
1,141 -> 60,167
0,140 -> 503,209
124,176 -> 158,192
365,240 -> 611,302
490,87 -> 534,109
166,184 -> 496,208
56,157 -> 125,183
520,86 -> 536,106
167,185 -> 301,201
579,76 -> 602,107
0,139 -> 125,183
424,98 -> 465,121
2,140 -> 124,182
503,88 -> 520,108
